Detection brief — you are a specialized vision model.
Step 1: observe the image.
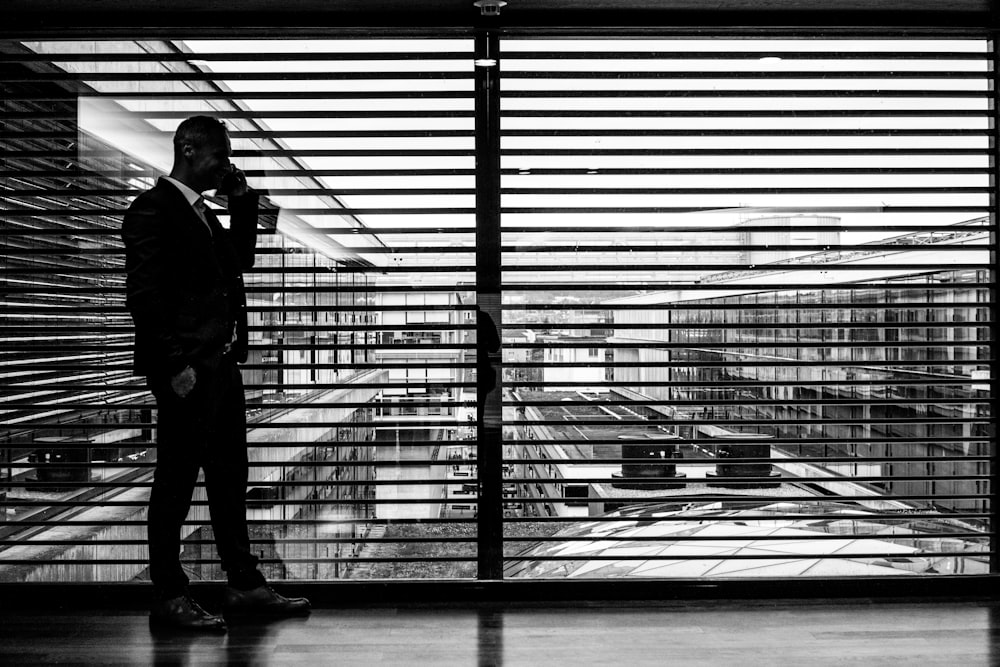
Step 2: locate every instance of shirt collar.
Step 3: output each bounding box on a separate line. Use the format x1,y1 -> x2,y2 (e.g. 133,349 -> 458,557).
161,176 -> 204,209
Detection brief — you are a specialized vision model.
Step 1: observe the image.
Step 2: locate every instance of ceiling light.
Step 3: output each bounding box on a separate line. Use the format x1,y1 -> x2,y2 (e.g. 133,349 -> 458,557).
474,0 -> 507,16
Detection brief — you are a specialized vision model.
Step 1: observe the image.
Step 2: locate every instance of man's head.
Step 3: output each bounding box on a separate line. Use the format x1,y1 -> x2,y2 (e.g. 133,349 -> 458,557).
170,115 -> 233,193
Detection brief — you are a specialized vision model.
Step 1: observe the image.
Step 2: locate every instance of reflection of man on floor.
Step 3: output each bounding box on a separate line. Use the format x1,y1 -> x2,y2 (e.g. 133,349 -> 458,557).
123,115 -> 309,632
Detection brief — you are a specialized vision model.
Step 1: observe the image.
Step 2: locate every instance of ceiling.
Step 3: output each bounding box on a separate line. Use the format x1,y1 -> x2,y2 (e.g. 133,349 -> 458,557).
3,0 -> 996,33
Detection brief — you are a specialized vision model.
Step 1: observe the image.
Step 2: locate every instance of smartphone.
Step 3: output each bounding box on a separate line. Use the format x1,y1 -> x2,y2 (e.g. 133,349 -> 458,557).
218,164 -> 240,195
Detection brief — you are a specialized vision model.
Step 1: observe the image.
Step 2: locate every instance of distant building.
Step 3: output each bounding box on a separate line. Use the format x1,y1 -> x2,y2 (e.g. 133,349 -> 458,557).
371,290 -> 473,520
537,333 -> 607,392
606,219 -> 991,518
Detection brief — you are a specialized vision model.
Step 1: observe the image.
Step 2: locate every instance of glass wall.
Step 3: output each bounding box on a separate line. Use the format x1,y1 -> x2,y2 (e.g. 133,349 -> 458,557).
0,32 -> 995,584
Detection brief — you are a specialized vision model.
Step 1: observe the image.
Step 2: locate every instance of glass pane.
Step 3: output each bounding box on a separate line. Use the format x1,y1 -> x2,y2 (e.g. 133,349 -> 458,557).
0,36 -> 478,582
500,36 -> 993,579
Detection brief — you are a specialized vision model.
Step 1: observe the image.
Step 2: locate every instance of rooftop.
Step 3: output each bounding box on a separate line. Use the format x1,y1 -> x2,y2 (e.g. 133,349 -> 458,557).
505,499 -> 990,579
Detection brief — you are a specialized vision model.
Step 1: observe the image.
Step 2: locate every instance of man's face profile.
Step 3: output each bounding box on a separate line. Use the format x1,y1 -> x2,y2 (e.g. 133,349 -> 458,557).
182,132 -> 233,193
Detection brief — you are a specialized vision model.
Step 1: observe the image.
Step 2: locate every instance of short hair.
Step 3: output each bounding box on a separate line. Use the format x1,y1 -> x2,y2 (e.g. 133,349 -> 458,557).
172,115 -> 228,153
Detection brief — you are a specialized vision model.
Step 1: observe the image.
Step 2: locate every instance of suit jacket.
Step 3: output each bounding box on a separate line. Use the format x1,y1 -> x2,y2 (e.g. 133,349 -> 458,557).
122,177 -> 258,378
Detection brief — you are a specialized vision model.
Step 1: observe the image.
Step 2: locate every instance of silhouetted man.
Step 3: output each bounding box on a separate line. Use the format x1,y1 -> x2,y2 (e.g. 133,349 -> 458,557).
123,115 -> 309,632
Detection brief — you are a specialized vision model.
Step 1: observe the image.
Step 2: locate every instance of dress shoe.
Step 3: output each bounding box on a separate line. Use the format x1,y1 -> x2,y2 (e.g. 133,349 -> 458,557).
149,595 -> 227,632
222,584 -> 311,617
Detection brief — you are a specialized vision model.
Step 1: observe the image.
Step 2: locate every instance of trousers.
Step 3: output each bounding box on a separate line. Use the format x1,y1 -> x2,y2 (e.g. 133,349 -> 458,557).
146,358 -> 262,597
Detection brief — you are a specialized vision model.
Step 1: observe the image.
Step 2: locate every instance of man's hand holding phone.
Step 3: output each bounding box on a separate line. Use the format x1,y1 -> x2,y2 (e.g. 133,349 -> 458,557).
218,163 -> 249,197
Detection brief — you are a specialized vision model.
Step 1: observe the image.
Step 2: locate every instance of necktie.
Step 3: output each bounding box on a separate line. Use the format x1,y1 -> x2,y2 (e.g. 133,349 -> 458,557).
193,197 -> 212,235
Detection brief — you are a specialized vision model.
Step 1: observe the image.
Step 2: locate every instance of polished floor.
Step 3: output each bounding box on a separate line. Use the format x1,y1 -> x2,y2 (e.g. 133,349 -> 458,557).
0,599 -> 996,666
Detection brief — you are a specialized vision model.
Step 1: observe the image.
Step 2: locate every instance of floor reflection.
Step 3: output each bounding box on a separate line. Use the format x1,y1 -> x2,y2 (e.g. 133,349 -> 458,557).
150,626 -> 227,666
477,607 -> 504,667
149,615 -> 312,665
224,619 -> 280,665
987,603 -> 1000,667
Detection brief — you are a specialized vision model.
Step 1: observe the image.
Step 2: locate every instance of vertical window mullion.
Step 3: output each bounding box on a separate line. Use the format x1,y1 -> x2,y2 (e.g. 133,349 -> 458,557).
989,36 -> 999,575
475,29 -> 504,580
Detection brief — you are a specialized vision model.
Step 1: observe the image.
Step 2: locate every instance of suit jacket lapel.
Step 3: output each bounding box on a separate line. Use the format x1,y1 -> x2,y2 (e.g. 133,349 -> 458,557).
203,205 -> 225,237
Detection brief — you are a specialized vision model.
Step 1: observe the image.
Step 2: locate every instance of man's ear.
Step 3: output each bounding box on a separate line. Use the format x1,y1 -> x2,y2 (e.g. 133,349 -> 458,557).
180,142 -> 195,160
